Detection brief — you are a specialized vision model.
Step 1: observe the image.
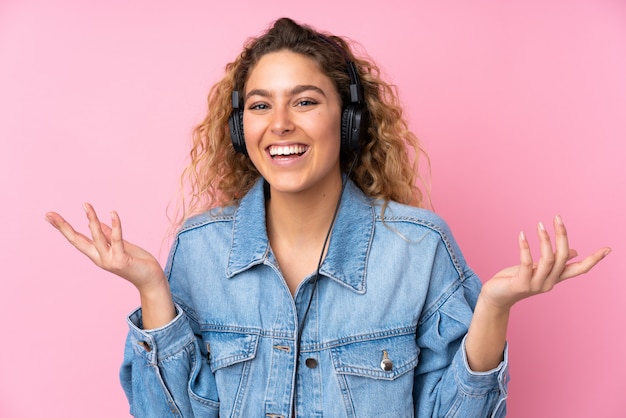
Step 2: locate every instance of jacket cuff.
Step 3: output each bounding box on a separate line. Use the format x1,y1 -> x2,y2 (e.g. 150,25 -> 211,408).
454,335 -> 510,397
126,304 -> 195,364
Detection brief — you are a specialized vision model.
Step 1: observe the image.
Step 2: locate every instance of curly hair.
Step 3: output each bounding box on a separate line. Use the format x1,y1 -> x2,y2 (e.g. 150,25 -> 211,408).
177,17 -> 428,225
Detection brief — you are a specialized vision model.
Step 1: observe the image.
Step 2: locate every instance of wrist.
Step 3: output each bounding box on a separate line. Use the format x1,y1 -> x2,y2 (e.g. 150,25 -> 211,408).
137,273 -> 169,298
465,294 -> 511,372
138,279 -> 176,330
476,292 -> 513,318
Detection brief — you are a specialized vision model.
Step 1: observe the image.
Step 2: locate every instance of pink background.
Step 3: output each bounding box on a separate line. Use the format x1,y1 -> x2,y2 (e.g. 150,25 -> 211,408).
1,0 -> 624,416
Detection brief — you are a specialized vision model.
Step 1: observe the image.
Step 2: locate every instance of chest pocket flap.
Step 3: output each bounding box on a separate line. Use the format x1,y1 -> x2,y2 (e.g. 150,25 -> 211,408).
204,331 -> 259,372
331,333 -> 419,380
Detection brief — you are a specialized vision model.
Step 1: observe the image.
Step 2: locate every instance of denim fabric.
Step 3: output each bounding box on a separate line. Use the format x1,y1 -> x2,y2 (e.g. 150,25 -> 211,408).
120,179 -> 509,417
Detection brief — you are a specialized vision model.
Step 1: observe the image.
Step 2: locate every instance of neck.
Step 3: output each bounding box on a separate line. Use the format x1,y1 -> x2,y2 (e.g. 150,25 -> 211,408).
266,178 -> 344,248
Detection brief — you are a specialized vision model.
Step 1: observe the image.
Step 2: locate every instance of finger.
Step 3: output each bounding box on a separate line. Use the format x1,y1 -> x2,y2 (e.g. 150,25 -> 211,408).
45,211 -> 71,233
518,230 -> 534,280
531,221 -> 556,288
109,210 -> 126,258
83,203 -> 110,254
45,212 -> 100,260
559,247 -> 612,281
545,215 -> 570,287
99,222 -> 113,241
529,250 -> 576,269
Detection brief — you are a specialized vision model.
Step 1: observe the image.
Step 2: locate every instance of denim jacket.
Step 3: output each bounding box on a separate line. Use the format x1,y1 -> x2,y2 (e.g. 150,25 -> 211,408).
120,179 -> 509,417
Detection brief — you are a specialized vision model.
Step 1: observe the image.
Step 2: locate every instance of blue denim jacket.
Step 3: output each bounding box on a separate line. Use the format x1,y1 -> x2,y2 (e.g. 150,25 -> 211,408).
120,179 -> 509,417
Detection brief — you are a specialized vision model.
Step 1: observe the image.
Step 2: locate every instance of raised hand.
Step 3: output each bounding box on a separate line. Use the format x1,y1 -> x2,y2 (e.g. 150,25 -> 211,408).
46,203 -> 166,291
481,215 -> 611,312
46,204 -> 176,328
465,215 -> 610,371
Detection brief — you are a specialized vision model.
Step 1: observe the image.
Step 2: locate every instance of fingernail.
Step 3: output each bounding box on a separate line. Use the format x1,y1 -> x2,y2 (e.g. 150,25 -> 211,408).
520,231 -> 526,241
538,221 -> 546,231
555,215 -> 563,225
82,203 -> 89,213
603,248 -> 612,257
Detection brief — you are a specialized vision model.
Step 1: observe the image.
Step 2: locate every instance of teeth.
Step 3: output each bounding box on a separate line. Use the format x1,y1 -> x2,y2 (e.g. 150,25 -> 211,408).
269,145 -> 307,156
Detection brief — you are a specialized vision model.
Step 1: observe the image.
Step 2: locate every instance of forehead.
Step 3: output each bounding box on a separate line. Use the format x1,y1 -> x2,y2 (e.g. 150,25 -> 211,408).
245,51 -> 334,93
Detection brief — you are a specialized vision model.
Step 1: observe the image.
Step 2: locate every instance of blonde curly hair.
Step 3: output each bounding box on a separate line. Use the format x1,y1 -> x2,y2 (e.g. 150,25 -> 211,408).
177,17 -> 428,225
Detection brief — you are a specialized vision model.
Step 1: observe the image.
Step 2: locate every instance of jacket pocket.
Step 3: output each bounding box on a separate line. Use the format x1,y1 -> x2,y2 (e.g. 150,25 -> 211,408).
186,341 -> 220,415
330,332 -> 418,417
205,331 -> 259,371
201,331 -> 260,415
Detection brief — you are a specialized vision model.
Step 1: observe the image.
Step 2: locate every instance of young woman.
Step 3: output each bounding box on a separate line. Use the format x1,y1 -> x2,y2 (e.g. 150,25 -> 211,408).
46,18 -> 610,417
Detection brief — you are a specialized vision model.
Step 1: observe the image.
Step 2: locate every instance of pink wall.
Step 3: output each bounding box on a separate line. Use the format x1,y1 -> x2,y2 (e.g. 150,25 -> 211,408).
1,0 -> 624,416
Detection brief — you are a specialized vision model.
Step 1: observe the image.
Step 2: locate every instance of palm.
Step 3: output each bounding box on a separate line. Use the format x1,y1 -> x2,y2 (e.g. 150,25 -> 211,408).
480,217 -> 610,311
46,204 -> 165,291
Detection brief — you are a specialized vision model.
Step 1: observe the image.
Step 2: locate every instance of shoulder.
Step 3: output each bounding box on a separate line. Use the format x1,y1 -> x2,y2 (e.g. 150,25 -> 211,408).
165,205 -> 238,272
371,200 -> 470,271
177,205 -> 237,236
372,200 -> 480,299
375,200 -> 454,238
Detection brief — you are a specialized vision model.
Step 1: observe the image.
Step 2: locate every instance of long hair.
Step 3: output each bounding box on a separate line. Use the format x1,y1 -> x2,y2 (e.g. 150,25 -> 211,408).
177,17 -> 428,226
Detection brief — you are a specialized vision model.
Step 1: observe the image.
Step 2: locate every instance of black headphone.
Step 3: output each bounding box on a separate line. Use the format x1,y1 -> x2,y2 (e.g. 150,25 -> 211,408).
228,57 -> 369,155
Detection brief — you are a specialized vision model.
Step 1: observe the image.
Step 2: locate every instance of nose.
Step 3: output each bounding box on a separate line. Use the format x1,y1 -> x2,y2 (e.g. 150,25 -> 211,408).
270,104 -> 294,136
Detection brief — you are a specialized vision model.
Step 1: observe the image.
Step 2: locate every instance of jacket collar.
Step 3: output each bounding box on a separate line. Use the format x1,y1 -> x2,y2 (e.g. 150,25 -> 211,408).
227,178 -> 375,293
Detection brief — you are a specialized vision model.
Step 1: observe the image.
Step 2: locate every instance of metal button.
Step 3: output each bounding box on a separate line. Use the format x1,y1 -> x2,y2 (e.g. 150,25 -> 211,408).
380,350 -> 393,371
305,358 -> 318,368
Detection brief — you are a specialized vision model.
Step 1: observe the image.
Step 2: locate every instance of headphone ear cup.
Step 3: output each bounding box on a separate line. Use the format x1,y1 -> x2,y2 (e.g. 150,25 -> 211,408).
341,104 -> 368,153
229,109 -> 247,154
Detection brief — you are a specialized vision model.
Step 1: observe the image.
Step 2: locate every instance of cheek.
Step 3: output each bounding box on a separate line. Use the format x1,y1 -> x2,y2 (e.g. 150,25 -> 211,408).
241,116 -> 266,171
304,109 -> 341,136
242,114 -> 263,146
321,114 -> 342,149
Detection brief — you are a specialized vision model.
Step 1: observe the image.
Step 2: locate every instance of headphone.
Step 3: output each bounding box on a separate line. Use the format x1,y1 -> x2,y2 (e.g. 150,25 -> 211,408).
228,54 -> 369,155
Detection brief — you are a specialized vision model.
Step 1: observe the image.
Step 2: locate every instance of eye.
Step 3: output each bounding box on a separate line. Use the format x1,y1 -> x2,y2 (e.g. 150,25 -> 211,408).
248,102 -> 269,111
295,99 -> 318,107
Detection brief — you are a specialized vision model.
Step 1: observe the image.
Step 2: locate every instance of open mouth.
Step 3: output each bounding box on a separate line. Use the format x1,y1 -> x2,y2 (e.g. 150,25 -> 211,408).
268,144 -> 308,159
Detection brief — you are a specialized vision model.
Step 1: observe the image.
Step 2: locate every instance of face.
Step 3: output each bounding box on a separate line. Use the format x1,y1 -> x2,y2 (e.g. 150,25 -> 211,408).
242,50 -> 343,198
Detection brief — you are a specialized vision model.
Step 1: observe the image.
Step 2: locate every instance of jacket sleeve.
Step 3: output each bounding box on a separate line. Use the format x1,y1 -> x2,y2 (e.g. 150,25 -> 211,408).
413,229 -> 509,417
119,304 -> 220,417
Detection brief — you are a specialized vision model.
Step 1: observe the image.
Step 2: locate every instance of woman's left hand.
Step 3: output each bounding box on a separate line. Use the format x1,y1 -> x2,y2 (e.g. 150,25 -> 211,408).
480,215 -> 611,312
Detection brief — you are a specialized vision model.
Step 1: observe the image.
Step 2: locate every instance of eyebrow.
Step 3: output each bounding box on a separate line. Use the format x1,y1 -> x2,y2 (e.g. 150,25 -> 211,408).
244,85 -> 326,102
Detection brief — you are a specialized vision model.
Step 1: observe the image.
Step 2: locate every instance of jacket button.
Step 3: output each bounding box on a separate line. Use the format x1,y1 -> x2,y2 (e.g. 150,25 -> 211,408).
381,350 -> 393,371
305,358 -> 318,368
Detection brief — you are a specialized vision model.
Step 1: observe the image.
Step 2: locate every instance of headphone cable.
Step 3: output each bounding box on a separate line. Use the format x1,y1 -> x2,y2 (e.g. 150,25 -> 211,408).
293,153 -> 359,405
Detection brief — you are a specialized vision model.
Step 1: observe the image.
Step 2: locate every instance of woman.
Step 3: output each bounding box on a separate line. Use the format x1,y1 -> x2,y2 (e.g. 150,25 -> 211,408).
46,17 -> 610,417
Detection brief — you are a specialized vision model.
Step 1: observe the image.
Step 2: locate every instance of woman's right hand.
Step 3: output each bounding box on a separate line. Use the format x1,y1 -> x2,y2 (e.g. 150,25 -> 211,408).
46,203 -> 176,328
46,203 -> 165,291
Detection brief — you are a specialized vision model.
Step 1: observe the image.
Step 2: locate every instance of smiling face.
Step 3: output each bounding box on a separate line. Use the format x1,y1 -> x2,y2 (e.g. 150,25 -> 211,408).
242,50 -> 343,199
